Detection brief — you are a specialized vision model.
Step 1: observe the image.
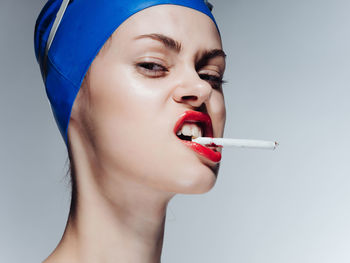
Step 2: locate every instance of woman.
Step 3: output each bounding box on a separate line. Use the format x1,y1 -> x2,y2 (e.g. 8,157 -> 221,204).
35,0 -> 226,262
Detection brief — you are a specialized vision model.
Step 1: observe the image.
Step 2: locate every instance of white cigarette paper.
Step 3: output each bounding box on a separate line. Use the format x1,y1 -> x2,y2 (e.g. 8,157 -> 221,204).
192,137 -> 278,150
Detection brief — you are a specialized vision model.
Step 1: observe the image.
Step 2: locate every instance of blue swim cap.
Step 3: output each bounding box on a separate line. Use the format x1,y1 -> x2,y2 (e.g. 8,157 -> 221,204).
34,0 -> 219,145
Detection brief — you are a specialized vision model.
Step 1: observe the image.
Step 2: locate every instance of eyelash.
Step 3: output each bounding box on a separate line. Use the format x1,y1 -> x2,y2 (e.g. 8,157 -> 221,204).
198,74 -> 226,89
136,62 -> 226,88
136,62 -> 168,77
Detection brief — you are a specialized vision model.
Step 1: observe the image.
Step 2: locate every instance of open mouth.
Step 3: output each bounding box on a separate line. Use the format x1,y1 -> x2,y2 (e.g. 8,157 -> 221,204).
176,121 -> 205,141
173,110 -> 221,163
173,110 -> 213,139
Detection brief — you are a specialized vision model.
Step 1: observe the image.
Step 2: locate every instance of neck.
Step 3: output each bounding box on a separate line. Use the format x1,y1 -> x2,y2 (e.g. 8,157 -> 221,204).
44,121 -> 174,263
58,185 -> 169,263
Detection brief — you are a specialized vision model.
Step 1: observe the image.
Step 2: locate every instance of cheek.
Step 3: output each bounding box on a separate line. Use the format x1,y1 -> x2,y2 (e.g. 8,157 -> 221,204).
89,61 -> 163,120
86,62 -> 169,164
210,91 -> 226,137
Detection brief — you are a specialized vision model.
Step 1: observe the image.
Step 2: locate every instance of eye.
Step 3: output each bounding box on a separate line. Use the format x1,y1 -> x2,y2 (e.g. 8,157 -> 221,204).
198,73 -> 226,89
136,62 -> 168,77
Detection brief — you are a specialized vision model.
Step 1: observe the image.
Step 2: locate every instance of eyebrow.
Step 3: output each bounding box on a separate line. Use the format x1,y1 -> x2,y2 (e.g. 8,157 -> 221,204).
198,49 -> 226,62
135,33 -> 182,53
135,33 -> 226,64
196,49 -> 226,70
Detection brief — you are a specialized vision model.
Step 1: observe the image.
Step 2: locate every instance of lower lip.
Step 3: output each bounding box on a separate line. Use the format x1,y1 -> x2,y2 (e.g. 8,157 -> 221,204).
179,139 -> 222,163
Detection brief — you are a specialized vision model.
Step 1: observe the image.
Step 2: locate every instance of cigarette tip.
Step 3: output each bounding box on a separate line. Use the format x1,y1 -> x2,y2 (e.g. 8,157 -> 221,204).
274,141 -> 279,149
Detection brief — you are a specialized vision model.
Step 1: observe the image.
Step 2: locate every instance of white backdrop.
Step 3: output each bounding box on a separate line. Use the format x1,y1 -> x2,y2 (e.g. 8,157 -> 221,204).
1,0 -> 350,262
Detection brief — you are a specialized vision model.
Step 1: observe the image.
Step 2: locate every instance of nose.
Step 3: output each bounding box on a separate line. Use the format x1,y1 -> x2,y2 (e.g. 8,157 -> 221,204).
172,68 -> 213,109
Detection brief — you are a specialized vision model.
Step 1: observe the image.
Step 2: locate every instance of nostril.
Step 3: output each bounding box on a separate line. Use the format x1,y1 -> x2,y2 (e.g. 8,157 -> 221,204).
182,95 -> 197,100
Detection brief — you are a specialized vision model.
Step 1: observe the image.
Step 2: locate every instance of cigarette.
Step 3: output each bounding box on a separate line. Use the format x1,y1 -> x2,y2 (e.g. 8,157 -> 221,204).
192,137 -> 278,150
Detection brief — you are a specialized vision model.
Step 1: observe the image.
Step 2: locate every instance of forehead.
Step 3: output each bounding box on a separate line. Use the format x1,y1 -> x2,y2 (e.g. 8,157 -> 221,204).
113,4 -> 222,50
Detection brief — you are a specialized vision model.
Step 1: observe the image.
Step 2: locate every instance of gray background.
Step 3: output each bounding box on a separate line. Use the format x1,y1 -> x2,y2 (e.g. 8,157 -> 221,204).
1,0 -> 349,262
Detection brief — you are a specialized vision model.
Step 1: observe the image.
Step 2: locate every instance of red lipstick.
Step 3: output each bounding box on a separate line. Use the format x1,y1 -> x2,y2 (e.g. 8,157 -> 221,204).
174,110 -> 221,163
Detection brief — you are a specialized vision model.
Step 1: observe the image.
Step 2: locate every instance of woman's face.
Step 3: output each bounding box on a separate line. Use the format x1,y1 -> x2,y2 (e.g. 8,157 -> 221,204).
73,5 -> 226,194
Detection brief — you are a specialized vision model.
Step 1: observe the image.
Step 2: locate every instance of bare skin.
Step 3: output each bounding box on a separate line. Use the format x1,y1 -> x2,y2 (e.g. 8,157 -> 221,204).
44,5 -> 226,263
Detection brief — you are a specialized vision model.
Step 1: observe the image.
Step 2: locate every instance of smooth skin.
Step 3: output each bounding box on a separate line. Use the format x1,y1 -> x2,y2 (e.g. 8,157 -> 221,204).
44,4 -> 226,263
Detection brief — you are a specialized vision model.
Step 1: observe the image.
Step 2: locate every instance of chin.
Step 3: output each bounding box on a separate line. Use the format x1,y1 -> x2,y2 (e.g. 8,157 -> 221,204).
169,163 -> 219,194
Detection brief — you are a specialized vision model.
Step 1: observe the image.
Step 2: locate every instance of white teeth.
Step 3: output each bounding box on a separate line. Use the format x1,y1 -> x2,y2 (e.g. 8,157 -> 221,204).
177,123 -> 203,138
182,124 -> 192,136
193,125 -> 202,138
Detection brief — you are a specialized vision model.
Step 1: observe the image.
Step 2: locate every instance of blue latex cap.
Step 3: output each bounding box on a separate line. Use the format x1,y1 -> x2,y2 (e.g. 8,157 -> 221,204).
34,0 -> 219,145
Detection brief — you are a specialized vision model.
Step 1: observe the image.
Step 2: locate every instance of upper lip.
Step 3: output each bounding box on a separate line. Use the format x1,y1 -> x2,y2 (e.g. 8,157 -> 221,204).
173,110 -> 214,138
